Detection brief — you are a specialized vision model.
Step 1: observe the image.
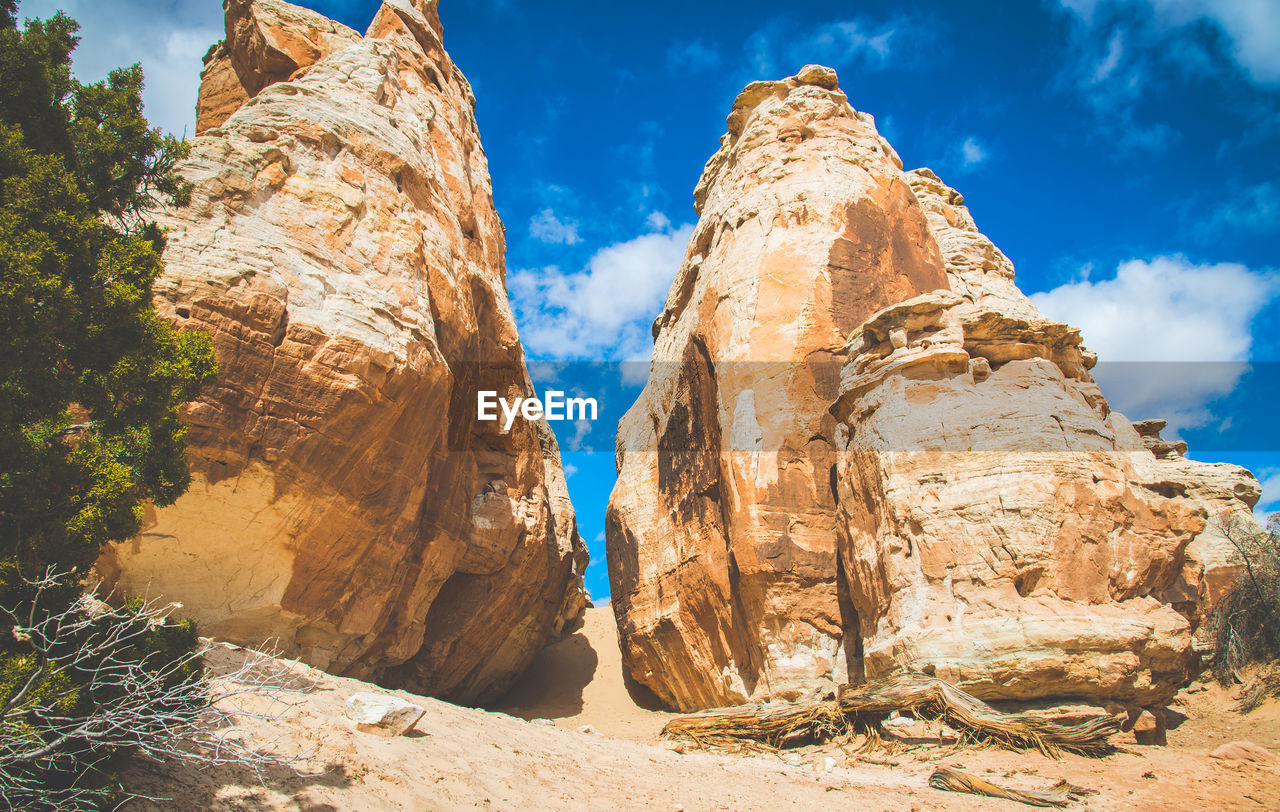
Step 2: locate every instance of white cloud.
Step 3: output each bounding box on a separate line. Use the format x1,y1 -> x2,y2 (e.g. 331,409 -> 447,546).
1199,181 -> 1280,237
804,20 -> 895,65
620,359 -> 651,387
1031,256 -> 1274,362
511,219 -> 694,360
529,208 -> 581,245
1143,0 -> 1280,85
668,38 -> 721,73
17,0 -> 222,137
1092,30 -> 1125,81
1048,0 -> 1280,153
959,136 -> 989,169
646,211 -> 671,231
877,114 -> 900,145
1256,467 -> 1280,499
1053,0 -> 1280,86
562,463 -> 578,479
1053,18 -> 1173,152
1057,0 -> 1102,20
742,15 -> 906,81
1256,469 -> 1280,520
932,135 -> 992,178
567,418 -> 593,452
1072,36 -> 1142,109
1030,255 -> 1279,429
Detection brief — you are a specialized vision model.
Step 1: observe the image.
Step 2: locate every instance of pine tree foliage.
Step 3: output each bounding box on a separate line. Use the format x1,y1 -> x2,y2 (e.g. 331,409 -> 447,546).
0,5 -> 217,806
0,4 -> 213,604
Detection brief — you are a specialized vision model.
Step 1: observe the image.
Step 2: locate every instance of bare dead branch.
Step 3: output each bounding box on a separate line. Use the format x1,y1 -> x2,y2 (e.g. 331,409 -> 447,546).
0,568 -> 316,811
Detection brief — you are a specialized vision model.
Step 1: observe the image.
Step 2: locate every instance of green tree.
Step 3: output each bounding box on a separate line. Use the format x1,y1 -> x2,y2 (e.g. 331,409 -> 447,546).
0,2 -> 216,805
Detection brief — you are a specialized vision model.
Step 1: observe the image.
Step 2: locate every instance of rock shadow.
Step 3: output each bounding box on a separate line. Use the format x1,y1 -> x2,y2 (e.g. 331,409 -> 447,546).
124,757 -> 353,811
620,666 -> 669,712
489,631 -> 598,719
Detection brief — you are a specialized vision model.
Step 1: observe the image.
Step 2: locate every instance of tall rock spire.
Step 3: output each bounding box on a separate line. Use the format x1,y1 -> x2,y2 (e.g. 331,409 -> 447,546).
608,66 -> 951,711
98,0 -> 587,704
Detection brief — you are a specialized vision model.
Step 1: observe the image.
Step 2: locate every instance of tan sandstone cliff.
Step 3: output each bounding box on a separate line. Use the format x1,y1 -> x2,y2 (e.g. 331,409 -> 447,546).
607,65 -> 951,712
196,0 -> 360,134
607,66 -> 1261,712
98,0 -> 587,705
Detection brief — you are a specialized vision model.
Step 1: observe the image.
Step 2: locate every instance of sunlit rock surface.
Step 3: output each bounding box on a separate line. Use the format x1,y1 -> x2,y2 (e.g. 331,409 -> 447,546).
99,0 -> 587,705
607,65 -> 949,712
607,67 -> 1261,712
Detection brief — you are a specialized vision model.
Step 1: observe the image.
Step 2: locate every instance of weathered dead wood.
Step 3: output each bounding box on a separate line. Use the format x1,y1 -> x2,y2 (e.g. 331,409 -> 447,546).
660,675 -> 1121,757
928,767 -> 1097,807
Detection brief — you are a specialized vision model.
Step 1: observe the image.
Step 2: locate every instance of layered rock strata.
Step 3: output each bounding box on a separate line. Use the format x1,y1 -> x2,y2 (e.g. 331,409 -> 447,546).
830,170 -> 1260,703
608,67 -> 1261,711
196,0 -> 360,134
607,65 -> 951,712
98,0 -> 587,705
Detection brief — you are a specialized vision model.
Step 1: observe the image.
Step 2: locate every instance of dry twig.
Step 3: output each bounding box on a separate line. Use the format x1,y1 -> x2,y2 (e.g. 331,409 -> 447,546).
0,569 -> 315,810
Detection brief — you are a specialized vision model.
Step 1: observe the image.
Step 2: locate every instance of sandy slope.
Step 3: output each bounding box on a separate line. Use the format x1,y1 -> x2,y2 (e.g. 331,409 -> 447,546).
123,634 -> 983,810
492,604 -> 673,742
125,608 -> 1280,810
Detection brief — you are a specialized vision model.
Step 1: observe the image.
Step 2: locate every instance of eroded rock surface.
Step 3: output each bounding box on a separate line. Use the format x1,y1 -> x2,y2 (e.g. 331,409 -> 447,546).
828,170 -> 1260,705
607,66 -> 950,712
196,0 -> 360,133
196,42 -> 249,135
98,0 -> 587,705
608,67 -> 1261,712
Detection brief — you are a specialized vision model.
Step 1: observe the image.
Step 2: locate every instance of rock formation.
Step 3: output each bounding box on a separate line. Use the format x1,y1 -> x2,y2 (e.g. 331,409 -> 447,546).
830,168 -> 1259,705
195,0 -> 361,134
98,0 -> 587,705
607,65 -> 950,712
607,66 -> 1261,712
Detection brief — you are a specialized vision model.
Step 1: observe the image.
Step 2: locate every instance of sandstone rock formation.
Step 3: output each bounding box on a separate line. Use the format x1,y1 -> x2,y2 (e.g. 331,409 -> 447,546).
828,169 -> 1260,705
607,67 -> 1261,712
607,65 -> 950,712
98,0 -> 587,705
196,0 -> 360,134
195,42 -> 248,135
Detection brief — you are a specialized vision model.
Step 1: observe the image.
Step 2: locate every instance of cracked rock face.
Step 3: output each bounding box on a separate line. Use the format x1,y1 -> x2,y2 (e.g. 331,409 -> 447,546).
608,67 -> 1261,711
830,170 -> 1260,706
97,0 -> 587,705
196,0 -> 360,134
607,66 -> 950,712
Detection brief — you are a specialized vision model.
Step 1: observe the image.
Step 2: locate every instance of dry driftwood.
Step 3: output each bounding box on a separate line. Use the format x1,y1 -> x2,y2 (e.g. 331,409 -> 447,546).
928,767 -> 1097,808
660,675 -> 1121,757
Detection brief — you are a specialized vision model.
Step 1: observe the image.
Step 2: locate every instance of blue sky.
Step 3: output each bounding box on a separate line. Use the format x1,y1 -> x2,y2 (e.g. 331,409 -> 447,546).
18,0 -> 1280,600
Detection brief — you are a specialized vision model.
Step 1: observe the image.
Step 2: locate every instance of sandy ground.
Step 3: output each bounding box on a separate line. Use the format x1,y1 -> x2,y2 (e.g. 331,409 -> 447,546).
125,607 -> 1280,810
492,602 -> 672,742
